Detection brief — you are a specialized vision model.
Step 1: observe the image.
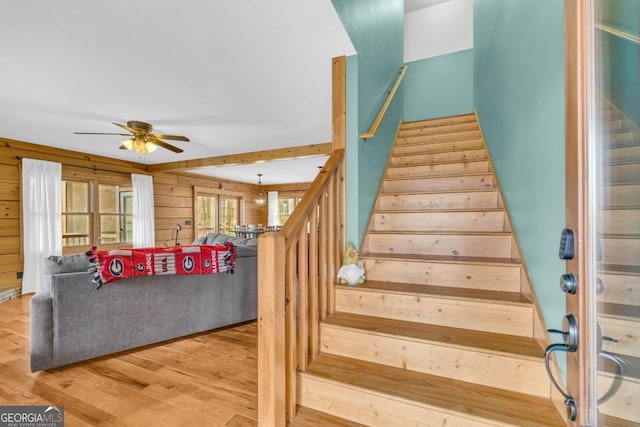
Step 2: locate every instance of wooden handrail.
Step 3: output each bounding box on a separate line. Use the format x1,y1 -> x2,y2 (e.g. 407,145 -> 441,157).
596,23 -> 640,45
361,64 -> 408,139
258,149 -> 345,426
280,149 -> 344,245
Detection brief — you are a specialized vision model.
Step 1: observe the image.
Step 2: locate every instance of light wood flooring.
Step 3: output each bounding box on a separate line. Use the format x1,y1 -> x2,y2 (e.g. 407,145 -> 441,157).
0,295 -> 264,426
0,296 -> 362,426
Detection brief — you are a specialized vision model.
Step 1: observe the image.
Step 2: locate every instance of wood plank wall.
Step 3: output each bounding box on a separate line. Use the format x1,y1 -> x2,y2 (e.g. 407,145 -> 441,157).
0,137 -> 309,292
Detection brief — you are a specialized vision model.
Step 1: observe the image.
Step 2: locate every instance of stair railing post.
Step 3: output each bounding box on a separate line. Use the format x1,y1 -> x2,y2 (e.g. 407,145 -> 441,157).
258,232 -> 286,427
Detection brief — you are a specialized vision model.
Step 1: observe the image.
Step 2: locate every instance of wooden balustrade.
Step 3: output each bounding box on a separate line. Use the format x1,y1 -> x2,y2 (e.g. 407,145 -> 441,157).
258,149 -> 345,426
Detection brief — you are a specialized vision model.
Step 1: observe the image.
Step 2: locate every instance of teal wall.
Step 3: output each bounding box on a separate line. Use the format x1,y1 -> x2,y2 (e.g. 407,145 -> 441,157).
598,0 -> 639,124
474,0 -> 566,332
332,0 -> 405,247
404,49 -> 474,121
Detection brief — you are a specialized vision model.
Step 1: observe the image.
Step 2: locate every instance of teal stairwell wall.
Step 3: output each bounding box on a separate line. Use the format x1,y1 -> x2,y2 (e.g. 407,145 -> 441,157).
331,0 -> 405,248
404,49 -> 474,121
599,0 -> 639,124
474,0 -> 566,334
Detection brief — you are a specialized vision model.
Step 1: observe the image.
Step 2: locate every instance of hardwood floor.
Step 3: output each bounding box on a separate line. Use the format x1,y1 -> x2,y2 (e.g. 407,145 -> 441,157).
0,295 -> 259,426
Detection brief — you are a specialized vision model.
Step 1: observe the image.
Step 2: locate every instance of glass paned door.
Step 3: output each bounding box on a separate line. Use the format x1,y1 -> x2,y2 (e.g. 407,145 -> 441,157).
589,1 -> 639,424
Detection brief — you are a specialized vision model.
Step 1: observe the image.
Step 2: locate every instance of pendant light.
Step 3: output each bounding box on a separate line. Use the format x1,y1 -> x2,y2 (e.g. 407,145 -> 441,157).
256,173 -> 265,206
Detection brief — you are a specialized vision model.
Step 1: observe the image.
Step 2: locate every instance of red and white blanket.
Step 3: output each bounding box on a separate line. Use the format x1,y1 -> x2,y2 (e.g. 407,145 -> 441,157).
87,243 -> 236,288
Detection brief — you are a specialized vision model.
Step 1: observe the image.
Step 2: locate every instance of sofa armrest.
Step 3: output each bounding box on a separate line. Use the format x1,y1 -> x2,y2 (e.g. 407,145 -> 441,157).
30,291 -> 53,372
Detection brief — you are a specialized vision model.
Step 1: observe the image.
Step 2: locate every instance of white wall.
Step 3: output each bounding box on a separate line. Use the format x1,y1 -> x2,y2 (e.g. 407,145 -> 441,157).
404,0 -> 473,62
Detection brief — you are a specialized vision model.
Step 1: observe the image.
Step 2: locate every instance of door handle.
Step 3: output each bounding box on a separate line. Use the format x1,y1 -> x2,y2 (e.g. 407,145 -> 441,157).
545,313 -> 579,421
596,322 -> 626,404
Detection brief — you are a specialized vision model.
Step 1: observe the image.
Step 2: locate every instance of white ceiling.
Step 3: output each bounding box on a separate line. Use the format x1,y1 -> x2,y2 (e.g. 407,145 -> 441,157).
0,1 -> 444,185
404,0 -> 452,14
0,0 -> 354,184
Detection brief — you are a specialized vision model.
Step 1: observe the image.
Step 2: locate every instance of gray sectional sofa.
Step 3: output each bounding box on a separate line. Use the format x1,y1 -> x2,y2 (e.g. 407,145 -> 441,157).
30,233 -> 257,372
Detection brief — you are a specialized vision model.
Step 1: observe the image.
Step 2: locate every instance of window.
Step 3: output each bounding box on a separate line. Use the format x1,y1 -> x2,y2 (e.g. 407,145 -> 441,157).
195,194 -> 217,238
194,187 -> 243,236
220,196 -> 240,235
62,181 -> 90,247
98,184 -> 133,245
61,179 -> 133,250
278,196 -> 302,225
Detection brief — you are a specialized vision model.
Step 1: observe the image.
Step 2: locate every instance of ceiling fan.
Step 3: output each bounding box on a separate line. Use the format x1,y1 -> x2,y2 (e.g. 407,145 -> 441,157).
74,121 -> 189,154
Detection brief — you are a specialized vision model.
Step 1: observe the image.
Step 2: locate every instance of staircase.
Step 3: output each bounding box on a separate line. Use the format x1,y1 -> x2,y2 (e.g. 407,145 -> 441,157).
290,113 -> 565,426
596,102 -> 640,426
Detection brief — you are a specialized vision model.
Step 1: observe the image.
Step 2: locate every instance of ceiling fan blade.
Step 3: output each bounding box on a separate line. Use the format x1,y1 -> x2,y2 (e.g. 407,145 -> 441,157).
112,122 -> 137,134
153,139 -> 184,153
74,132 -> 132,136
153,134 -> 189,142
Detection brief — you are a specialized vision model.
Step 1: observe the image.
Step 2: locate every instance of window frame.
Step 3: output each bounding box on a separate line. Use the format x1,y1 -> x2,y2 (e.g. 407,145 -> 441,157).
193,186 -> 244,237
61,177 -> 133,254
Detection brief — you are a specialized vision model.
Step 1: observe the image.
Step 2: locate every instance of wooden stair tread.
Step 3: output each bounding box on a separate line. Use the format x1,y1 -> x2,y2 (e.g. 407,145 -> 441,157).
379,188 -> 499,197
374,208 -> 504,214
599,414 -> 640,427
365,230 -> 513,238
387,158 -> 489,168
394,137 -> 482,149
362,251 -> 520,266
336,281 -> 531,305
289,407 -> 367,426
392,145 -> 486,156
401,114 -> 476,129
600,302 -> 640,319
324,312 -> 544,358
385,171 -> 493,181
302,354 -> 564,427
599,264 -> 640,275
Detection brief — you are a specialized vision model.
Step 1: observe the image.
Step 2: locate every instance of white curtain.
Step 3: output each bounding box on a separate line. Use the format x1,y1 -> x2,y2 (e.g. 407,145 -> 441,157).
132,174 -> 155,247
22,159 -> 62,294
267,191 -> 279,226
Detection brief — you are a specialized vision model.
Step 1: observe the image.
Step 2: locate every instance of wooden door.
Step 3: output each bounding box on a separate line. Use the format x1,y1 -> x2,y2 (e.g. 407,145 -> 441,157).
565,0 -> 639,425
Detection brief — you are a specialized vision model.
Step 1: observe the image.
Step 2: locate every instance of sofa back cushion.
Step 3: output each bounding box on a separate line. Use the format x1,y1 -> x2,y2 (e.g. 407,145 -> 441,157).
44,253 -> 91,292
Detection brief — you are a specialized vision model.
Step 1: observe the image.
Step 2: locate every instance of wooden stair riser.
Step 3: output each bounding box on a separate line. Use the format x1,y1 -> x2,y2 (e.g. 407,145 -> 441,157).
387,160 -> 490,178
600,209 -> 640,235
334,288 -> 534,337
605,184 -> 640,208
398,122 -> 479,138
597,374 -> 640,424
600,237 -> 640,266
606,145 -> 640,164
383,174 -> 495,193
371,211 -> 506,233
397,130 -> 482,145
393,138 -> 484,155
390,148 -> 487,166
605,130 -> 639,147
598,273 -> 640,306
599,108 -> 622,120
605,163 -> 640,184
376,191 -> 499,211
604,118 -> 623,132
320,325 -> 550,397
297,375 -> 510,427
365,233 -> 512,258
599,315 -> 640,358
401,114 -> 476,130
361,258 -> 522,292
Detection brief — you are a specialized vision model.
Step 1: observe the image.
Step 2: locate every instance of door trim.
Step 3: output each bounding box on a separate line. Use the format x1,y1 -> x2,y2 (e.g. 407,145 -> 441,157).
564,0 -> 594,424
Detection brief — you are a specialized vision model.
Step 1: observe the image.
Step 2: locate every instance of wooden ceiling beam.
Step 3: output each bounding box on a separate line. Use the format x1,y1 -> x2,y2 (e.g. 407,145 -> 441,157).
146,142 -> 333,174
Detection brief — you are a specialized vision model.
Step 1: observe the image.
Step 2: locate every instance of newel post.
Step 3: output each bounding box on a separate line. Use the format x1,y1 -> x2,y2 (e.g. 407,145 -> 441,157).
257,233 -> 286,427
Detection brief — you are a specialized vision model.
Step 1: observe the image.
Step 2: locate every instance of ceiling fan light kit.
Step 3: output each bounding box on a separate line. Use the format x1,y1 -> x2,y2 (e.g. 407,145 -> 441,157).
74,120 -> 189,154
